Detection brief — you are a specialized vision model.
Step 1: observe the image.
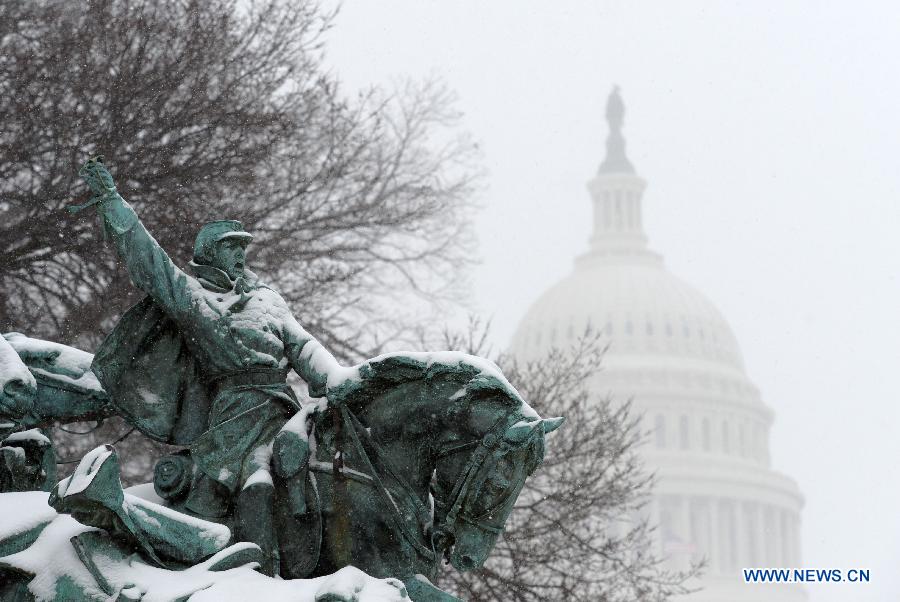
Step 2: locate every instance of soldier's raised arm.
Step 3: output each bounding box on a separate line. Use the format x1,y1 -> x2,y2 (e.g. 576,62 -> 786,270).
77,157 -> 196,321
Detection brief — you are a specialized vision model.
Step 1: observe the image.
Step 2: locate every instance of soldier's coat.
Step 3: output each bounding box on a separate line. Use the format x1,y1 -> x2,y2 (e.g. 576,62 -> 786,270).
92,193 -> 348,492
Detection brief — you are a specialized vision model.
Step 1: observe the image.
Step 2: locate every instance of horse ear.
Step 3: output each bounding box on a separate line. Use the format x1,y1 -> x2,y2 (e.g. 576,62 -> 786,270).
541,417 -> 564,434
504,420 -> 540,443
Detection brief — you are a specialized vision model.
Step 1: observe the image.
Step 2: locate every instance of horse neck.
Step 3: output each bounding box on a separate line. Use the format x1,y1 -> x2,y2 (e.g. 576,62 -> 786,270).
353,376 -> 521,495
353,378 -> 454,494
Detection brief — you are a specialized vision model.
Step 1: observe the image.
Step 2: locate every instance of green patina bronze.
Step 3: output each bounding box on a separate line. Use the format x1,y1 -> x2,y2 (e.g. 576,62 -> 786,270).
0,332 -> 112,493
0,157 -> 564,602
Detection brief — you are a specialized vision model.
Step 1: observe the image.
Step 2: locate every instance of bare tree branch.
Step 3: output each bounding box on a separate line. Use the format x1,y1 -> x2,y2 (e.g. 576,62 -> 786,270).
0,0 -> 480,482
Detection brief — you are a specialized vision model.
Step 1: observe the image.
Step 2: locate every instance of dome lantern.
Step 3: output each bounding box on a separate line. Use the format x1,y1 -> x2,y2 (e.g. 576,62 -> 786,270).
582,88 -> 657,265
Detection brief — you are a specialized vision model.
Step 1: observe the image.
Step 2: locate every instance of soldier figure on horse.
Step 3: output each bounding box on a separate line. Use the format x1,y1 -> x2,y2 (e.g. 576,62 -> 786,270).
78,156 -> 357,575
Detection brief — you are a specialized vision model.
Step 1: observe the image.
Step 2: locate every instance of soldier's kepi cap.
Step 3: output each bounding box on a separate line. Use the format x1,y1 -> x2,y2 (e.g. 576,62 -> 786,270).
193,220 -> 253,264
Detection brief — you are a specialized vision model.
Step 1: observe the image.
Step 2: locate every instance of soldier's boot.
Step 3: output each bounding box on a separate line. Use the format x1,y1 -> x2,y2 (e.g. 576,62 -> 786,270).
236,481 -> 280,576
272,428 -> 311,517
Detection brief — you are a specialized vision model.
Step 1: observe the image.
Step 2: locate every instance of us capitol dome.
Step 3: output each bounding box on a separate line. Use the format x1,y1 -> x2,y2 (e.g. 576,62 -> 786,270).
510,88 -> 806,601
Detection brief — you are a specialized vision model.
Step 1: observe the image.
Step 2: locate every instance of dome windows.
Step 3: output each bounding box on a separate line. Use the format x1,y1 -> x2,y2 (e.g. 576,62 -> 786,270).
614,192 -> 623,231
512,269 -> 749,369
754,424 -> 766,463
603,192 -> 612,228
512,258 -> 749,370
655,414 -> 666,449
679,415 -> 690,450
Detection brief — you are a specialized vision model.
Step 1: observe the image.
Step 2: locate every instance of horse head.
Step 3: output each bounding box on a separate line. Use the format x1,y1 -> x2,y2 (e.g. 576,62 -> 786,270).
304,351 -> 563,584
0,334 -> 37,420
426,359 -> 564,572
2,333 -> 108,428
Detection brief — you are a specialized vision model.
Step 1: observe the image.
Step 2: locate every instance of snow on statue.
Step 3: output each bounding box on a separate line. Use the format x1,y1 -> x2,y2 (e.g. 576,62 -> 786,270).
0,331 -> 36,422
0,157 -> 563,602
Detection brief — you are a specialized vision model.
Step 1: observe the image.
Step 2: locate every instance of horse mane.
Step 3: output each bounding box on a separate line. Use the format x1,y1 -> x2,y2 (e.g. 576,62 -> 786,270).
342,351 -> 537,419
346,352 -> 549,492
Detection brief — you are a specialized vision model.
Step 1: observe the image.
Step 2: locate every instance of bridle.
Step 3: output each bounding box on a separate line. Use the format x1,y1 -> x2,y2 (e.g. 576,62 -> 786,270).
432,417 -> 537,544
320,403 -> 538,564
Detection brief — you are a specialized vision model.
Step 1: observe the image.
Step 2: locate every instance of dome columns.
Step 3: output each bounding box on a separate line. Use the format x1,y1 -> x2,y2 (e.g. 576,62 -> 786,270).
586,173 -> 651,256
655,492 -> 804,577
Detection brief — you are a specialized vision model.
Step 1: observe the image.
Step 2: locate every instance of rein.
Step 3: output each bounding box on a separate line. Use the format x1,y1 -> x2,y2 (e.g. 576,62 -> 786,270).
319,403 -> 532,562
325,404 -> 437,562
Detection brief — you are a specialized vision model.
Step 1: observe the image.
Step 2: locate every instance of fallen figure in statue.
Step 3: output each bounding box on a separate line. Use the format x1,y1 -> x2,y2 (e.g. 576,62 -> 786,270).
0,447 -> 410,602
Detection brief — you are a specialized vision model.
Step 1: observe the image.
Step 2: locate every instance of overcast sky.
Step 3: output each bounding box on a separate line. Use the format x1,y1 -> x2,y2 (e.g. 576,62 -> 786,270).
322,2 -> 900,600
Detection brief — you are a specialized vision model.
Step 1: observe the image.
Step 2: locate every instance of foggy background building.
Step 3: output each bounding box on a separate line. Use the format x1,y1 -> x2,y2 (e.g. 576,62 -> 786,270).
322,4 -> 900,600
511,89 -> 806,601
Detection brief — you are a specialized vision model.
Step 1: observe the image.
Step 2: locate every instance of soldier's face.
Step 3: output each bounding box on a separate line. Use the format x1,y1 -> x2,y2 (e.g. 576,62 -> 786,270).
212,239 -> 247,280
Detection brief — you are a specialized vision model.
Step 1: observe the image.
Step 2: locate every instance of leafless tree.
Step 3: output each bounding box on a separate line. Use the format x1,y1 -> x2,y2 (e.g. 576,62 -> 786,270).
0,0 -> 478,355
436,323 -> 700,601
0,0 -> 479,480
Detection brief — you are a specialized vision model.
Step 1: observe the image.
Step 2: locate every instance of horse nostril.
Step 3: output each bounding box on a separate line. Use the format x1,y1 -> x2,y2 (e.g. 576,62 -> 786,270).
461,554 -> 477,569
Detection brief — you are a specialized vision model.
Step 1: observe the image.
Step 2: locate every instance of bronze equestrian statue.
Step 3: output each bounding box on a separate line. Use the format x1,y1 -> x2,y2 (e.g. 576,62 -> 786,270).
0,157 -> 563,602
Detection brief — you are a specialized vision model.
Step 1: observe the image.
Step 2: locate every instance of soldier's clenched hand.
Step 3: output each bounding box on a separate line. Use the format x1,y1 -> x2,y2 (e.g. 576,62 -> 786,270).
78,155 -> 117,197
